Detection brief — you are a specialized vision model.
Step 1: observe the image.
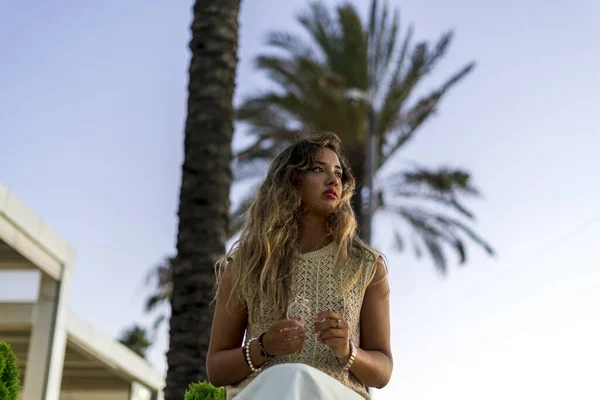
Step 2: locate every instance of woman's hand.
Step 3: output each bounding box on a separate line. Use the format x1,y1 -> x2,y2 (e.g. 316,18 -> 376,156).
262,317 -> 308,357
313,311 -> 350,361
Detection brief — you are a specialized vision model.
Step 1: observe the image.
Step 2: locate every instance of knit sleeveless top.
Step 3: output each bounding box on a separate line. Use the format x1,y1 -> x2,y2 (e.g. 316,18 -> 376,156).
226,242 -> 380,399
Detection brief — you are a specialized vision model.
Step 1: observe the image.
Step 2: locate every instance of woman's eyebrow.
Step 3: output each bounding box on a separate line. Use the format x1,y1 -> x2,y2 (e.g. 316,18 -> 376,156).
316,161 -> 342,170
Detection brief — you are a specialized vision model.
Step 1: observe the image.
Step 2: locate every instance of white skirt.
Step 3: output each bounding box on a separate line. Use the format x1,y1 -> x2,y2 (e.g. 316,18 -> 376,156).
234,363 -> 365,400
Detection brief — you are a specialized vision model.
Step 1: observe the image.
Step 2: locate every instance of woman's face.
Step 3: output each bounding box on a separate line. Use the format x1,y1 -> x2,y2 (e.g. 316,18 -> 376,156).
298,147 -> 343,216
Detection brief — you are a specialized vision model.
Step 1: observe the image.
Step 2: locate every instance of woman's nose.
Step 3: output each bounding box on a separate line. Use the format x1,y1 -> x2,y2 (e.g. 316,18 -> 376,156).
327,172 -> 340,186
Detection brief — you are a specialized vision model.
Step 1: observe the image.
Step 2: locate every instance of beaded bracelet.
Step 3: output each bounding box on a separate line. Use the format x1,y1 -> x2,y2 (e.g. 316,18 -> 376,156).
244,337 -> 263,373
343,339 -> 357,371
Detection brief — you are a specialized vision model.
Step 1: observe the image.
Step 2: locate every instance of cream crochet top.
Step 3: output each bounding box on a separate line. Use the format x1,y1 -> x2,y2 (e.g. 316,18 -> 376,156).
226,242 -> 380,399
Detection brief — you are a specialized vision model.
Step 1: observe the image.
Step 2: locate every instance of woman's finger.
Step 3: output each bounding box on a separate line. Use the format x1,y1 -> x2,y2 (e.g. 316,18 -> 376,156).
273,317 -> 302,332
327,318 -> 345,330
318,328 -> 346,341
284,334 -> 307,353
314,311 -> 343,322
314,317 -> 346,333
281,326 -> 304,340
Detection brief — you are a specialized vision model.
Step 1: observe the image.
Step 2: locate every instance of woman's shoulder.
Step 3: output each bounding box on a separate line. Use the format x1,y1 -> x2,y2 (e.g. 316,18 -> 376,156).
349,241 -> 384,263
347,242 -> 386,283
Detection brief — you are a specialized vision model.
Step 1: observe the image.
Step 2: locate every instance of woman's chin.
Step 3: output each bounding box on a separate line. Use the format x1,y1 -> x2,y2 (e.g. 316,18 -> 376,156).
322,202 -> 340,214
302,200 -> 340,217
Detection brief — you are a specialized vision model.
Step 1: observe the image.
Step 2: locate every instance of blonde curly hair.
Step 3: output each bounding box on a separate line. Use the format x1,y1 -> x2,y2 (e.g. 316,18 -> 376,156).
216,132 -> 378,317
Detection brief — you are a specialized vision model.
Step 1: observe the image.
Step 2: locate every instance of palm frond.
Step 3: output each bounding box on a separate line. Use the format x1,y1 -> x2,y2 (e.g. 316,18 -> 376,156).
385,165 -> 481,223
423,237 -> 447,272
144,257 -> 173,288
234,128 -> 300,163
434,213 -> 495,256
368,0 -> 378,39
388,24 -> 414,91
372,0 -> 390,79
423,31 -> 454,75
237,96 -> 297,133
377,44 -> 425,146
393,207 -> 468,272
381,8 -> 400,80
380,89 -> 440,163
390,166 -> 480,196
392,191 -> 475,220
368,0 -> 399,90
236,94 -> 304,162
379,61 -> 475,166
251,93 -> 311,122
265,31 -> 316,60
254,56 -> 308,98
118,324 -> 153,358
393,229 -> 405,251
397,208 -> 454,271
389,205 -> 494,271
336,4 -> 368,88
377,31 -> 459,146
145,294 -> 164,313
152,315 -> 167,332
143,256 -> 173,317
297,2 -> 340,65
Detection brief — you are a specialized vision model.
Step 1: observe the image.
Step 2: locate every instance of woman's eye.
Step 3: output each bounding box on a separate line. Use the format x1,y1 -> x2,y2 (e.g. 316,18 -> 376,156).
310,166 -> 341,178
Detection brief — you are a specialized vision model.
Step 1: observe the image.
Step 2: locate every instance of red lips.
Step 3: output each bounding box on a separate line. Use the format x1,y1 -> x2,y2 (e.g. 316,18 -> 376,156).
323,189 -> 338,199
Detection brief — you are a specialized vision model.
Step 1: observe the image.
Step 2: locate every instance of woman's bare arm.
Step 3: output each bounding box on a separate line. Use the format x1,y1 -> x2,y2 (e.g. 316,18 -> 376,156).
206,262 -> 268,387
347,258 -> 393,388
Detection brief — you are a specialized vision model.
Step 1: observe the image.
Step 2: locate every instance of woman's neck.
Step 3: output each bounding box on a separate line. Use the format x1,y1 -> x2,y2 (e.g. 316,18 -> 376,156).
298,213 -> 331,253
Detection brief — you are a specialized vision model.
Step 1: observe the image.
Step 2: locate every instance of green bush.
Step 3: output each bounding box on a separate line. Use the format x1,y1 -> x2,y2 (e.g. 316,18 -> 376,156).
184,381 -> 225,400
0,341 -> 21,400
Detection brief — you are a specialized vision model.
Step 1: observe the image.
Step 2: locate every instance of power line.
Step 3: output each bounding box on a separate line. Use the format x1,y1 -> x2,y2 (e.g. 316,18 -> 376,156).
518,215 -> 600,265
392,214 -> 600,342
390,277 -> 600,384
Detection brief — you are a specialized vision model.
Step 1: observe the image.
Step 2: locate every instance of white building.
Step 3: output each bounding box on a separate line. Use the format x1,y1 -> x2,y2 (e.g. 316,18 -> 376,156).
0,182 -> 165,400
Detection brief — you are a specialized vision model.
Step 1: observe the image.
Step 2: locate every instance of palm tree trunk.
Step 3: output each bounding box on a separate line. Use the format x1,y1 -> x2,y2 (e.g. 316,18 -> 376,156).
347,144 -> 368,241
165,2 -> 240,399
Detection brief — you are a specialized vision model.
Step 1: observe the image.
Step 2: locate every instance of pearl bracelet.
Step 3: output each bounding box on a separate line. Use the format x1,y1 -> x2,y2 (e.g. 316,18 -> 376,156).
244,337 -> 262,373
343,339 -> 357,371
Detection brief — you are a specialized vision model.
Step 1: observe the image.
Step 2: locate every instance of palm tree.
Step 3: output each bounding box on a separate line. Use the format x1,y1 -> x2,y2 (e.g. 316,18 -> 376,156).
143,255 -> 174,335
0,341 -> 21,400
234,0 -> 494,272
118,324 -> 153,359
165,0 -> 240,399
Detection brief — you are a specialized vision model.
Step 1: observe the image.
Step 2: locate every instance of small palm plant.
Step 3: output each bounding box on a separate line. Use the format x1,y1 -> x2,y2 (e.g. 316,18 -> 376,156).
117,324 -> 153,359
0,341 -> 21,400
184,381 -> 226,400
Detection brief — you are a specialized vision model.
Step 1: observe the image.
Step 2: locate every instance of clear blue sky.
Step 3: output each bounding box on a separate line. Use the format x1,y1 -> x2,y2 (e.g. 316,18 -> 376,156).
1,1 -> 599,398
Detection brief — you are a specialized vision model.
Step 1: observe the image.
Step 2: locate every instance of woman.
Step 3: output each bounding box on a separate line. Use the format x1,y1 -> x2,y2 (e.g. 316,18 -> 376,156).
207,132 -> 392,399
